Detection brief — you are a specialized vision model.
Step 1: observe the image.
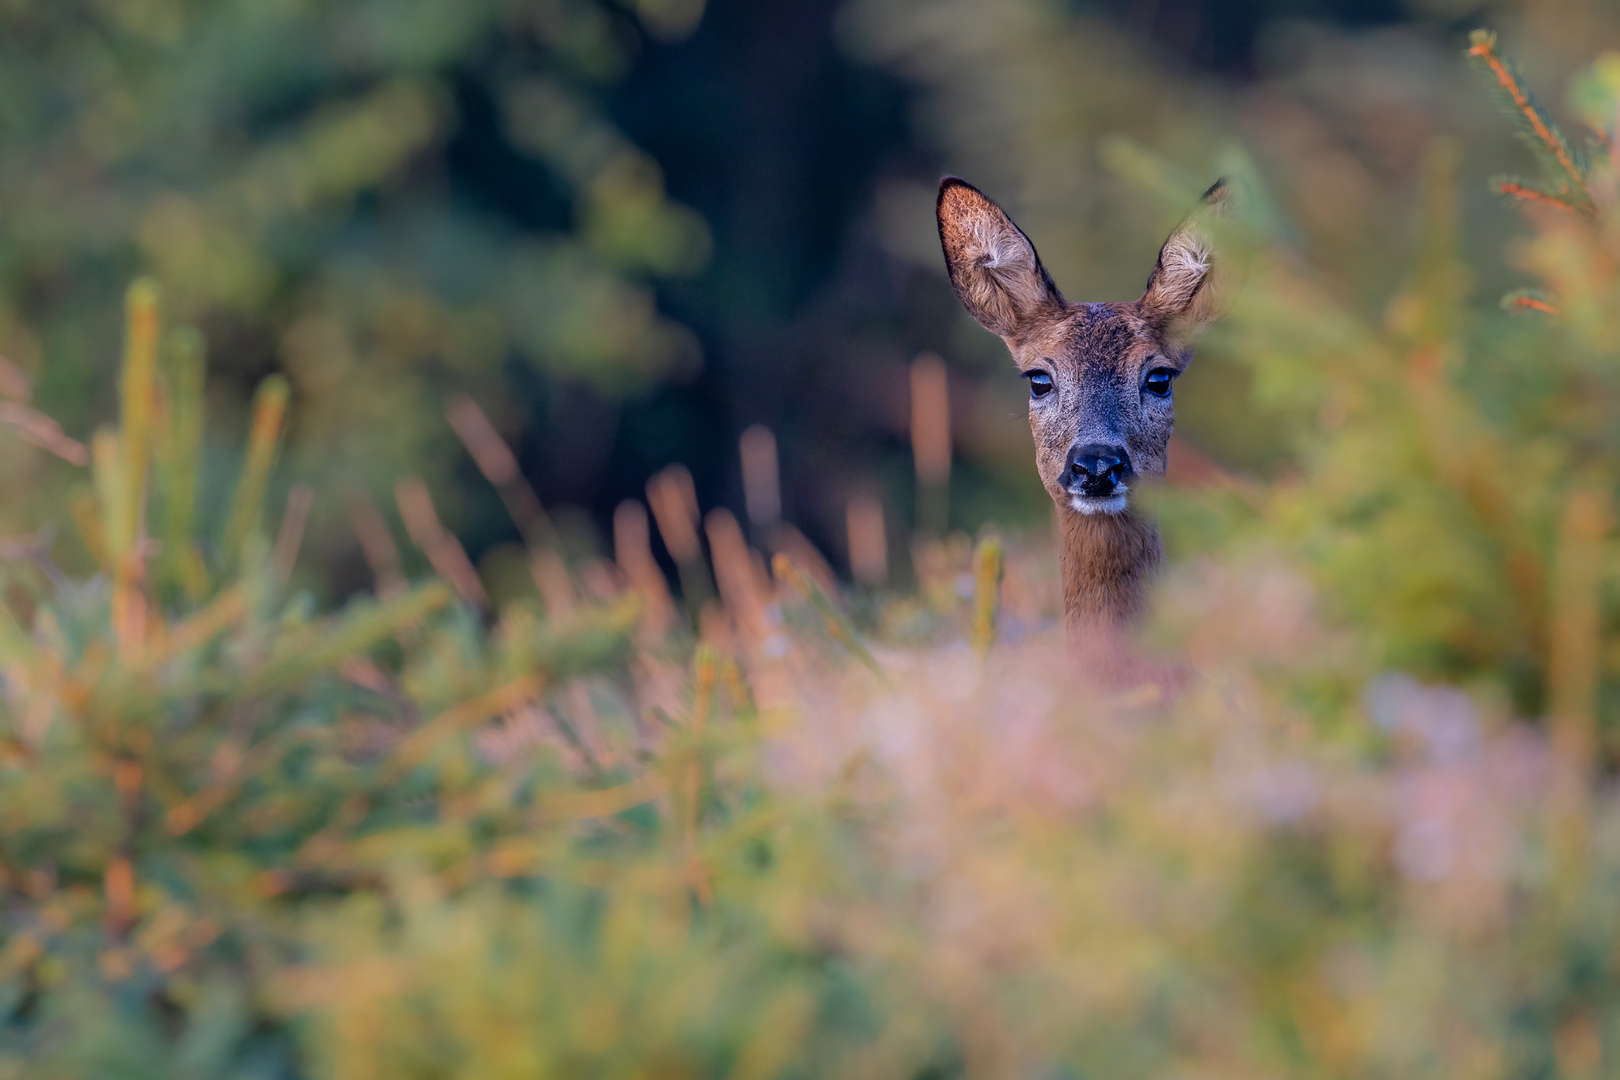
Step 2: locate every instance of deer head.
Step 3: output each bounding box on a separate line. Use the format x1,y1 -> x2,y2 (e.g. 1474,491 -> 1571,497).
936,178 -> 1233,518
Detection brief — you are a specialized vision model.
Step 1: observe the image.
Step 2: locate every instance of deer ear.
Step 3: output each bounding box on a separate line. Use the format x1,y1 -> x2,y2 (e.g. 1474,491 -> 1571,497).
936,177 -> 1062,339
1141,179 -> 1235,333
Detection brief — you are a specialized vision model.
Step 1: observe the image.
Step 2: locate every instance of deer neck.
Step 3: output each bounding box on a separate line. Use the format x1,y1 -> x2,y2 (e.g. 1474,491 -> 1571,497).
1057,506 -> 1162,636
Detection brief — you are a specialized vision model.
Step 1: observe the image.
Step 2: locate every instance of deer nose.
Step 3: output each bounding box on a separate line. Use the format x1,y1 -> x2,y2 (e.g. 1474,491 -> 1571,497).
1066,443 -> 1132,494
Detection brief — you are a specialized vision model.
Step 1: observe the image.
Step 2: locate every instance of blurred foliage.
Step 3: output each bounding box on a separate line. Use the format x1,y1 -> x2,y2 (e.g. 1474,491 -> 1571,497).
1158,26 -> 1620,726
0,0 -> 709,546
848,0 -> 1620,706
6,8 -> 1620,1080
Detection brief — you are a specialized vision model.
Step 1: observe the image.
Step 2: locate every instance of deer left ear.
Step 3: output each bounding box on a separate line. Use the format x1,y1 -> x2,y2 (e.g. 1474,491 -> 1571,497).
1141,179 -> 1235,333
936,177 -> 1063,339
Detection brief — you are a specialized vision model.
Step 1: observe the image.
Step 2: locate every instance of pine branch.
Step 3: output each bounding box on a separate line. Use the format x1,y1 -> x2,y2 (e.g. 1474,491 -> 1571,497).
1468,30 -> 1589,200
1490,175 -> 1594,216
1502,289 -> 1560,316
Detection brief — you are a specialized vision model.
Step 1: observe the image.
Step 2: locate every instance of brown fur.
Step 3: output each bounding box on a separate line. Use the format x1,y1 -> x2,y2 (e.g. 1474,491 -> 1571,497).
1059,507 -> 1162,630
937,177 -> 1233,641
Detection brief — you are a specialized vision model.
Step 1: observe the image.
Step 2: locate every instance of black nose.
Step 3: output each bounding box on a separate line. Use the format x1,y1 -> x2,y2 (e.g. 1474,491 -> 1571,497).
1066,443 -> 1132,495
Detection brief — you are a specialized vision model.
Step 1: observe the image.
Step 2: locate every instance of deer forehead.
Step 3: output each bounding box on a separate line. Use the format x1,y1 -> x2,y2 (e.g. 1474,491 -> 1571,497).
1013,302 -> 1163,377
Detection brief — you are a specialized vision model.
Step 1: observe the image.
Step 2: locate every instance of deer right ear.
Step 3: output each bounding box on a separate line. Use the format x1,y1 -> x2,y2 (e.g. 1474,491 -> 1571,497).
936,178 -> 1062,339
1141,179 -> 1236,334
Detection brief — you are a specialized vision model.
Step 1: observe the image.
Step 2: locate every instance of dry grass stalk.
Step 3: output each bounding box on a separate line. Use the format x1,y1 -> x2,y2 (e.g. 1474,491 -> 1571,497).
394,477 -> 487,610
911,352 -> 951,536
1541,485 -> 1610,904
117,281 -> 160,566
698,599 -> 734,654
684,646 -> 716,905
647,465 -> 702,563
444,394 -> 553,547
910,353 -> 951,486
970,534 -> 1003,654
1549,483 -> 1610,768
345,489 -> 408,601
739,424 -> 781,527
845,494 -> 887,586
613,499 -> 675,639
530,549 -> 577,618
704,508 -> 772,650
220,377 -> 289,567
0,402 -> 89,465
768,522 -> 839,599
648,464 -> 713,609
579,558 -> 623,601
271,483 -> 315,585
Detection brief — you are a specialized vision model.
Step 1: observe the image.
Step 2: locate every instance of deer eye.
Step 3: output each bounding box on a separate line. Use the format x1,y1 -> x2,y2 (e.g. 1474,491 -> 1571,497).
1024,371 -> 1054,399
1143,368 -> 1175,397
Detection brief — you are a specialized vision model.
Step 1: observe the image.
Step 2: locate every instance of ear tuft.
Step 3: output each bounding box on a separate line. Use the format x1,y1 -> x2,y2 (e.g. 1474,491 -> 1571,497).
936,178 -> 1062,338
1141,178 -> 1235,333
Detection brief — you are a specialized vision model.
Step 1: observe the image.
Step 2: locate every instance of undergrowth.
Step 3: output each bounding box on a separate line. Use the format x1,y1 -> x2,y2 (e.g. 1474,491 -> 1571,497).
1,31 -> 1619,1080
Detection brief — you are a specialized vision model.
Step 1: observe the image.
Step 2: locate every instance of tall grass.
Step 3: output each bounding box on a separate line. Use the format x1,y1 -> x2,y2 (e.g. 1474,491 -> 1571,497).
1,31 -> 1619,1080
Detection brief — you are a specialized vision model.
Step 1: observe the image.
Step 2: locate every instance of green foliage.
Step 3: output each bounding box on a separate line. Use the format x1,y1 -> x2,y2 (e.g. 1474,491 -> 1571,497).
1243,35 -> 1620,720
0,0 -> 709,536
867,0 -> 1620,715
5,16 -> 1620,1080
1468,30 -> 1595,210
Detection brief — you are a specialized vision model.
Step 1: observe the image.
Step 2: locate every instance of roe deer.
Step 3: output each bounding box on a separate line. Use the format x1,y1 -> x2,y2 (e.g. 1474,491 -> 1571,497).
936,177 -> 1234,649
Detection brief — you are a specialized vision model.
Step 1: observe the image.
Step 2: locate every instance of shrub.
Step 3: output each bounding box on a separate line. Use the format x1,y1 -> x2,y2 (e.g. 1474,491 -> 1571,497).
2,29 -> 1619,1080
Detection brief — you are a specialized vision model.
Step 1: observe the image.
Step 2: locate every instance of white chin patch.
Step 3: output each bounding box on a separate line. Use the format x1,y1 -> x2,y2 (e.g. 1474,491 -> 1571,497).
1070,493 -> 1128,515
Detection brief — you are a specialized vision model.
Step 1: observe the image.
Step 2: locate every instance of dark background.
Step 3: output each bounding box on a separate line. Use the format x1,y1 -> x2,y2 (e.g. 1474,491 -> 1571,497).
494,0 -> 1467,570
0,0 -> 1577,596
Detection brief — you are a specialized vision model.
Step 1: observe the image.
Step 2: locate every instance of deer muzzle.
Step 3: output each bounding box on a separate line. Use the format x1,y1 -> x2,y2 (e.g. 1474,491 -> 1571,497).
1065,442 -> 1133,512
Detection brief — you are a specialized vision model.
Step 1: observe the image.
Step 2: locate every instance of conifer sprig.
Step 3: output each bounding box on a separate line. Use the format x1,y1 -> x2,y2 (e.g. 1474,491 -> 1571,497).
1492,177 -> 1593,216
1502,289 -> 1561,316
1468,30 -> 1590,207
